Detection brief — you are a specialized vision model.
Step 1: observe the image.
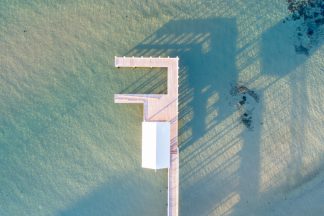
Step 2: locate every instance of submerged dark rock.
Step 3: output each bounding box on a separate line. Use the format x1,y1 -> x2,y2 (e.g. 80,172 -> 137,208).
285,0 -> 324,55
295,44 -> 310,55
242,114 -> 253,129
307,28 -> 314,36
315,18 -> 324,26
230,84 -> 260,130
230,85 -> 259,103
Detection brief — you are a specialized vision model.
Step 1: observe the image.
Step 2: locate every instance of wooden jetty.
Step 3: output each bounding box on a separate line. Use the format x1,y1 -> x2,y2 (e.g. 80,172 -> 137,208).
114,56 -> 179,216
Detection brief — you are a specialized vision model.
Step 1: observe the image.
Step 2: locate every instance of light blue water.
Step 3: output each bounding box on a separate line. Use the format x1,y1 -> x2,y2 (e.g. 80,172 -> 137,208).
1,1 -> 324,215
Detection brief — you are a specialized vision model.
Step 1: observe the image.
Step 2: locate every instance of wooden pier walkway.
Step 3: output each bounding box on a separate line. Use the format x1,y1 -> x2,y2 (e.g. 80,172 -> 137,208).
114,56 -> 179,216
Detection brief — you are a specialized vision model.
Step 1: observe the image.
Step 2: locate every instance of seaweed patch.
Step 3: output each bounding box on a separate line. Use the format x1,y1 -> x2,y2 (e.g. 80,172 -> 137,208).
285,0 -> 324,55
230,84 -> 260,130
242,112 -> 253,129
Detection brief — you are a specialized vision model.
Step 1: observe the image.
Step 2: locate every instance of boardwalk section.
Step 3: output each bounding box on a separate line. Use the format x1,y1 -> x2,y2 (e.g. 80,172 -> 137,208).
114,56 -> 179,216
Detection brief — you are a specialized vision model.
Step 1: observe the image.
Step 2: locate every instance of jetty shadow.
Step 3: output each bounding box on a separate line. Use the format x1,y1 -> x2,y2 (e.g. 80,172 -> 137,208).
262,20 -> 307,77
126,18 -> 239,151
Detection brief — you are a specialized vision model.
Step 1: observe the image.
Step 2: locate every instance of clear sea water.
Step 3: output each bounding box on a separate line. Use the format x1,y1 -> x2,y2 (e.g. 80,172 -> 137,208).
1,1 -> 324,216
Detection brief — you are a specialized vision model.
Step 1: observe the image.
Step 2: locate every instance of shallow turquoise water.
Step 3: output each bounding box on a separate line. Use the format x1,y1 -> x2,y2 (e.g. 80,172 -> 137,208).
1,1 -> 324,215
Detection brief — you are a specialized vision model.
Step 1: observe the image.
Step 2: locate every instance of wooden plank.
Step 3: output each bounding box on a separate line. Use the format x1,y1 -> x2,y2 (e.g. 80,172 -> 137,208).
114,94 -> 162,104
114,56 -> 179,216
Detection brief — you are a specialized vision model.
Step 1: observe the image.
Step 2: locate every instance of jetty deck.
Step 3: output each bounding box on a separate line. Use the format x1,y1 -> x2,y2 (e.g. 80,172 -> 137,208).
114,56 -> 179,216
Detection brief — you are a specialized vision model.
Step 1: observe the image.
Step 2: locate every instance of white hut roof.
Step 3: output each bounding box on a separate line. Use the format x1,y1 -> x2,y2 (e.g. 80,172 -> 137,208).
142,122 -> 170,169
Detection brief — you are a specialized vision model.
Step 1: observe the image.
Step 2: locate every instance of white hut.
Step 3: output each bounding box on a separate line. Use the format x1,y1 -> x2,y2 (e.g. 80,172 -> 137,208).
142,122 -> 170,169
